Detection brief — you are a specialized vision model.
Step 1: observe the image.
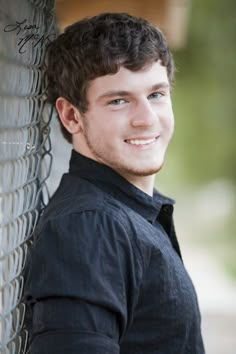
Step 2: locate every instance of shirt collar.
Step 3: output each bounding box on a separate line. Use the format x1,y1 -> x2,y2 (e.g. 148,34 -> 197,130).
69,150 -> 175,224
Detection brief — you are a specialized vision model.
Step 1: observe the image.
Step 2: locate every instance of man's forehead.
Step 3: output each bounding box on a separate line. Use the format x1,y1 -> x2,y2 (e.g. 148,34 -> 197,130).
88,61 -> 170,99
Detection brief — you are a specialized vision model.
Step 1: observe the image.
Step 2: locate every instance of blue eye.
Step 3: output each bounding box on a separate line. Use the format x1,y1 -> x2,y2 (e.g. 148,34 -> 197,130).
148,92 -> 163,99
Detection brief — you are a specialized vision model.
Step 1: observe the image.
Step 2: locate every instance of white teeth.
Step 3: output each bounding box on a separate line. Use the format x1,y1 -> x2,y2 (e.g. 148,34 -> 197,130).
127,138 -> 156,145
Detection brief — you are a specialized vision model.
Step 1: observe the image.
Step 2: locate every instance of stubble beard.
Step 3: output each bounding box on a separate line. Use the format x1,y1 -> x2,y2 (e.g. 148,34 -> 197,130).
82,126 -> 165,178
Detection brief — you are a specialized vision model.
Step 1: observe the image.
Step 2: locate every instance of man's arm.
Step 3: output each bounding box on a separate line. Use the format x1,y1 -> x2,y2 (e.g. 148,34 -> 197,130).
27,298 -> 120,354
23,210 -> 142,353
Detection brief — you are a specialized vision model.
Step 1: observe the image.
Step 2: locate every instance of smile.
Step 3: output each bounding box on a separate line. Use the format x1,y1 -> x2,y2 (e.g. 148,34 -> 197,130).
125,137 -> 159,145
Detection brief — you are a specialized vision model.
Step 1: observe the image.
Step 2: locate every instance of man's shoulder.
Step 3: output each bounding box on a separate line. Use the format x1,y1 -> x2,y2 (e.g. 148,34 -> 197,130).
33,173 -> 151,271
38,173 -> 130,227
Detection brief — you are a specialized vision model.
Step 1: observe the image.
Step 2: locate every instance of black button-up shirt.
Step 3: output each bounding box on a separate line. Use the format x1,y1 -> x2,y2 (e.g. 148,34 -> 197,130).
24,150 -> 205,354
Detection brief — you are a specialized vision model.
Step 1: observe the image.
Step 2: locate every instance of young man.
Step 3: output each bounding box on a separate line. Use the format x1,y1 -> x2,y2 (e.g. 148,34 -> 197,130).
24,13 -> 205,353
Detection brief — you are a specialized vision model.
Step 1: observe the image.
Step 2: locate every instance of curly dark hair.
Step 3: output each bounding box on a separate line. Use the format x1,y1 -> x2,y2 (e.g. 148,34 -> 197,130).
45,12 -> 175,143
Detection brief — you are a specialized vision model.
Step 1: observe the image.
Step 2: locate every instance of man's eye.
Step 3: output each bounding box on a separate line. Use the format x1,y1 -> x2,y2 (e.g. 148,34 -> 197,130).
148,92 -> 163,100
108,98 -> 126,105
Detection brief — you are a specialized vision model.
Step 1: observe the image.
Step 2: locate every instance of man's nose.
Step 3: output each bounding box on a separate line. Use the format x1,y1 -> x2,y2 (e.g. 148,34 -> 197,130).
130,99 -> 157,128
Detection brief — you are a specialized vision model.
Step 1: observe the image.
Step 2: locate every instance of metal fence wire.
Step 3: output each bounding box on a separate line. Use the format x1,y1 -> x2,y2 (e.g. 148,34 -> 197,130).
0,0 -> 57,352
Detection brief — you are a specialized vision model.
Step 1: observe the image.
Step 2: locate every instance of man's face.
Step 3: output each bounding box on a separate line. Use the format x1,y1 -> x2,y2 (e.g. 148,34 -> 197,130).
77,61 -> 174,182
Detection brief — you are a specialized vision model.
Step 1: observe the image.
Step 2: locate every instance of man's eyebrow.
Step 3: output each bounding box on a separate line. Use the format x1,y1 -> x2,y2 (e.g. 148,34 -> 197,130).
97,90 -> 131,101
97,82 -> 170,101
151,82 -> 170,91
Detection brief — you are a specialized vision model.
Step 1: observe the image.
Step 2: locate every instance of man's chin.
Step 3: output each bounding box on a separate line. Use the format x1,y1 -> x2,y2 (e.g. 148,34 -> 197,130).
132,167 -> 163,177
116,163 -> 164,178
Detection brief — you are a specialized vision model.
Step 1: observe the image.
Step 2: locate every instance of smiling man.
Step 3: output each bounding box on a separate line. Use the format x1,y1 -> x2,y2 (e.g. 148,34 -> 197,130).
24,13 -> 205,354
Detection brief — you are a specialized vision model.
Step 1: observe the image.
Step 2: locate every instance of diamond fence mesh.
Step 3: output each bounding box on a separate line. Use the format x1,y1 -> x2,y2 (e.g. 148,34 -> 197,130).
0,1 -> 57,352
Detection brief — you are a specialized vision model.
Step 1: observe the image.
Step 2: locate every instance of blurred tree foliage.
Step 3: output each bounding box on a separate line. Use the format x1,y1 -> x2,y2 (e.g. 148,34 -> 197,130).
163,0 -> 236,187
156,0 -> 236,278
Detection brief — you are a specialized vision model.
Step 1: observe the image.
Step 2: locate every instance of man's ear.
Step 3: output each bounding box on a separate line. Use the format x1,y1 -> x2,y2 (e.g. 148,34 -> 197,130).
55,97 -> 84,135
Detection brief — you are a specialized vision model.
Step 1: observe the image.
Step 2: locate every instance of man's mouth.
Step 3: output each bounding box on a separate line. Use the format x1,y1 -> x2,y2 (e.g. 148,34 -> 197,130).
125,136 -> 159,145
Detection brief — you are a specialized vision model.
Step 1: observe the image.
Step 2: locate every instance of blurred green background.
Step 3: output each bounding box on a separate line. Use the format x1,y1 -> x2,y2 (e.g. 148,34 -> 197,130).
156,0 -> 236,278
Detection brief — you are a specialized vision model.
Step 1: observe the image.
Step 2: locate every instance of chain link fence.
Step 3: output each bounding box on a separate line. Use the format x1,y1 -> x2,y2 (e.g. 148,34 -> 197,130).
0,1 -> 57,352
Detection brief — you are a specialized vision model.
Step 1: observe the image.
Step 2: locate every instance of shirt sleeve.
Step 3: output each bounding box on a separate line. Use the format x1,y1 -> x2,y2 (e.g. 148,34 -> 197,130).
23,210 -> 142,353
